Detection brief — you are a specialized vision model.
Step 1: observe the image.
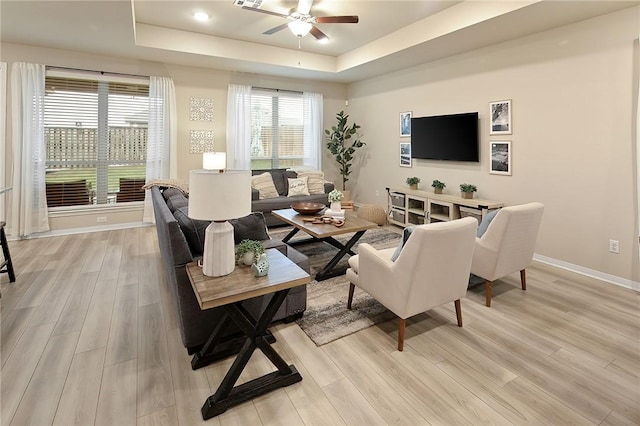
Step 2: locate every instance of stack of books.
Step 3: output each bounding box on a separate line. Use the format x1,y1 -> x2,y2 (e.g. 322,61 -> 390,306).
341,200 -> 355,210
324,209 -> 345,218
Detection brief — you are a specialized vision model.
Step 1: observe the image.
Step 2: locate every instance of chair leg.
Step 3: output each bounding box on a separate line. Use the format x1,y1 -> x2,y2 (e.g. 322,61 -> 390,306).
485,280 -> 492,307
520,269 -> 527,291
454,299 -> 463,327
347,283 -> 355,310
398,318 -> 406,352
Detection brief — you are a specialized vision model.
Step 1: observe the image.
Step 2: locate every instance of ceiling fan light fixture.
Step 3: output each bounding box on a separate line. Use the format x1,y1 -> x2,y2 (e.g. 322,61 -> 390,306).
288,21 -> 312,37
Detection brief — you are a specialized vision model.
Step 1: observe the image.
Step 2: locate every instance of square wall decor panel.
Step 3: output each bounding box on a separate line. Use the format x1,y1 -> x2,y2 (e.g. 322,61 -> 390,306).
190,130 -> 215,153
190,97 -> 214,122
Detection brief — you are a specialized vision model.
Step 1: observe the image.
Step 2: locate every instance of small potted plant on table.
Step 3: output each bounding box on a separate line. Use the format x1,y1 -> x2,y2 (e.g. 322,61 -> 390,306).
236,239 -> 265,266
328,189 -> 344,211
431,180 -> 446,194
459,183 -> 477,199
406,177 -> 420,190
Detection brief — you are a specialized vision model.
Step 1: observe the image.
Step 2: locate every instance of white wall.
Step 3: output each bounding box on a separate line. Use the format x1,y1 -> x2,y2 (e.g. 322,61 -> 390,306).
0,44 -> 347,231
345,7 -> 639,283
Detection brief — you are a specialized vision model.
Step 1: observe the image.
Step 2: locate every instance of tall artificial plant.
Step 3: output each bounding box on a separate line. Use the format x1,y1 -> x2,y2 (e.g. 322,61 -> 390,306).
325,111 -> 365,191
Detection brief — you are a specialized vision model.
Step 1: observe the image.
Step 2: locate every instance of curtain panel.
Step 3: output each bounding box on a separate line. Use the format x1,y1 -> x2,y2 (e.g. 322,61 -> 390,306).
303,91 -> 323,170
10,62 -> 49,237
226,84 -> 252,170
143,76 -> 177,223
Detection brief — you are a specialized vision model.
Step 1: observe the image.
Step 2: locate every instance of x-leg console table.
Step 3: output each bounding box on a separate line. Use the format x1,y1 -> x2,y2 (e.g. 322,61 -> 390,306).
272,208 -> 377,281
186,249 -> 310,420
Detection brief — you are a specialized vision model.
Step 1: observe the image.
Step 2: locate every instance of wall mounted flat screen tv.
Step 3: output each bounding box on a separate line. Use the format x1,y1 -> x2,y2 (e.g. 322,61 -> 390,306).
411,112 -> 479,162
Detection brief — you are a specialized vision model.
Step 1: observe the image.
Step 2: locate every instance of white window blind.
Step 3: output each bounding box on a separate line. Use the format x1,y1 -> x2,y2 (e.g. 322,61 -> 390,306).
44,74 -> 149,207
250,89 -> 304,169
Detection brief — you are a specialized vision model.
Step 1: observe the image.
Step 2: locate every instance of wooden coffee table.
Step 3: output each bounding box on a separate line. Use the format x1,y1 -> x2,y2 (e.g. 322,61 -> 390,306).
186,249 -> 311,420
271,208 -> 377,281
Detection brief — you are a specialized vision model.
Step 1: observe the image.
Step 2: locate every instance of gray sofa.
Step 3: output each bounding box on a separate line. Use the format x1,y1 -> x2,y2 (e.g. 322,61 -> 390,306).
251,169 -> 335,227
151,186 -> 308,354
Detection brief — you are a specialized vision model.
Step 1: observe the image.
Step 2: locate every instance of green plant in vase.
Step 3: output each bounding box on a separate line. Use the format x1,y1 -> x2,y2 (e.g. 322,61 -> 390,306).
431,180 -> 446,194
459,183 -> 477,199
328,189 -> 344,211
325,111 -> 366,195
406,177 -> 420,190
236,239 -> 265,266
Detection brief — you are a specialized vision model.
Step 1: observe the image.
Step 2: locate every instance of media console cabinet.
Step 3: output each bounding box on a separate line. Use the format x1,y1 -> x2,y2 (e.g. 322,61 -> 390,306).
386,187 -> 504,227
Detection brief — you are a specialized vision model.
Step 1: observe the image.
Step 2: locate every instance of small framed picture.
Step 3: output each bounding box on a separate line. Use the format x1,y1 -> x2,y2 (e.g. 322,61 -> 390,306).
400,142 -> 412,167
400,111 -> 412,137
490,141 -> 511,175
489,99 -> 512,135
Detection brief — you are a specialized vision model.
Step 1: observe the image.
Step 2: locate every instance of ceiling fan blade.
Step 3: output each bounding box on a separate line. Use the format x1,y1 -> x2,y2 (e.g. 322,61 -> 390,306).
241,6 -> 290,19
297,0 -> 313,15
263,23 -> 289,35
310,25 -> 329,41
315,16 -> 359,24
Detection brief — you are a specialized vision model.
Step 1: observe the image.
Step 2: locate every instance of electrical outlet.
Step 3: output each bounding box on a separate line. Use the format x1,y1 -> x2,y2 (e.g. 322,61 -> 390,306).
609,239 -> 619,254
375,190 -> 379,197
97,216 -> 107,223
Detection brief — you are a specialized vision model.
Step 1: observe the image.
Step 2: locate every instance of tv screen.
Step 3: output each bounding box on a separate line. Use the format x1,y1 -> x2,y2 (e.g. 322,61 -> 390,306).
411,112 -> 479,162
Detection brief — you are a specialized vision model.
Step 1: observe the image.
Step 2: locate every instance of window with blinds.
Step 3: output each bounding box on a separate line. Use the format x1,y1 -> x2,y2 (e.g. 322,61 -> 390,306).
44,74 -> 149,207
250,89 -> 304,169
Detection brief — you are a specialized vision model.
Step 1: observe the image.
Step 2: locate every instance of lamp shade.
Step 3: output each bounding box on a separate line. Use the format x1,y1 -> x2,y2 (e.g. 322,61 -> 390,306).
188,169 -> 251,221
203,152 -> 226,170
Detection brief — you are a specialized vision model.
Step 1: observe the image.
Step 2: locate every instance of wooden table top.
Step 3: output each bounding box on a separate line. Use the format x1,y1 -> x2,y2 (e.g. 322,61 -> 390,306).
271,208 -> 377,239
186,249 -> 311,310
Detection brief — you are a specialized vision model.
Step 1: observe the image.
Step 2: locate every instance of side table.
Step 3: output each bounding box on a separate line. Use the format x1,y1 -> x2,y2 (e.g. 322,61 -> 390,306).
186,248 -> 311,420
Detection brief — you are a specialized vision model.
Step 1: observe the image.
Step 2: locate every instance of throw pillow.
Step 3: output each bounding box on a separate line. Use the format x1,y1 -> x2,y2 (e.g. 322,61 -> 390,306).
229,212 -> 270,244
390,225 -> 417,262
296,170 -> 325,194
287,176 -> 310,197
251,172 -> 279,200
173,206 -> 209,255
477,209 -> 500,238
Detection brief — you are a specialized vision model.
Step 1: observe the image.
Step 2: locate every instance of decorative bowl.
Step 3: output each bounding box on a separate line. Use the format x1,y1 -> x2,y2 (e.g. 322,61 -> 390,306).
291,202 -> 325,215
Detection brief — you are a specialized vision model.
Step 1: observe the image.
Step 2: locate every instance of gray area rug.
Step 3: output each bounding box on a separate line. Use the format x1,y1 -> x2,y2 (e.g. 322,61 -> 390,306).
269,226 -> 402,346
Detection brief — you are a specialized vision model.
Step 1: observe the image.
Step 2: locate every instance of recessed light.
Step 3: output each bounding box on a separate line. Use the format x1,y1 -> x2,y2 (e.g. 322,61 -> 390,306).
193,11 -> 210,22
318,37 -> 329,44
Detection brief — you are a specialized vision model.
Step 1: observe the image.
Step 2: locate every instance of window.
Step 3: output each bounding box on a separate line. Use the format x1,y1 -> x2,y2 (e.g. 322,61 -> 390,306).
250,89 -> 304,169
44,72 -> 149,207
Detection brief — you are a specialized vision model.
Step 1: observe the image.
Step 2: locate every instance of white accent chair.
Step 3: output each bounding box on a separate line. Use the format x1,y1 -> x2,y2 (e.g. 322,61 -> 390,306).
345,217 -> 477,351
471,202 -> 544,307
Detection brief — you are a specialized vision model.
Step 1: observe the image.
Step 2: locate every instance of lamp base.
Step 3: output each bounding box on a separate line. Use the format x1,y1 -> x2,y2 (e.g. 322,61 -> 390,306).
202,221 -> 235,277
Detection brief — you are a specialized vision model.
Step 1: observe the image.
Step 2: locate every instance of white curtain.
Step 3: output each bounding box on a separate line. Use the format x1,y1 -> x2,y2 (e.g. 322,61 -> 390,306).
143,76 -> 177,223
226,84 -> 252,170
10,62 -> 48,237
303,91 -> 323,169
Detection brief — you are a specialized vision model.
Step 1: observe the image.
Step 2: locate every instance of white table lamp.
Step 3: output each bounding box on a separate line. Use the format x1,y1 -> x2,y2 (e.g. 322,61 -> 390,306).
203,152 -> 227,170
188,168 -> 251,277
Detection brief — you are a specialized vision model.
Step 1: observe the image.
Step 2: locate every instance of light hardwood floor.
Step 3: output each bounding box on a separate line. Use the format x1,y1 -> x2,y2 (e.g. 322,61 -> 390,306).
1,226 -> 639,425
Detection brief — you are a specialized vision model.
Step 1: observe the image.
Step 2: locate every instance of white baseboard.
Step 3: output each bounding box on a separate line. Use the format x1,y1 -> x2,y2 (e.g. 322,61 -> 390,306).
9,221 -> 152,240
533,254 -> 640,292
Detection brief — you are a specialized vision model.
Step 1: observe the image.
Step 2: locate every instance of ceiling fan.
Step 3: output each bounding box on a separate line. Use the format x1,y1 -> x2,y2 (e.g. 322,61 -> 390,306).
234,0 -> 359,41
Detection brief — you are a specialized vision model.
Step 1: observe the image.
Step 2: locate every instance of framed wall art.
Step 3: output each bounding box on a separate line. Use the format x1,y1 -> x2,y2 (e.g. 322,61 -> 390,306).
490,141 -> 511,175
489,99 -> 512,135
400,111 -> 412,137
400,142 -> 412,167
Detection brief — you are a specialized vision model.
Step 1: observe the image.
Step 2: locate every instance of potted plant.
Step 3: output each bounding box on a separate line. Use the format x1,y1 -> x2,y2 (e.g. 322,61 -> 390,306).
325,111 -> 365,200
236,239 -> 265,266
328,189 -> 344,211
431,180 -> 446,194
406,177 -> 420,190
460,183 -> 477,199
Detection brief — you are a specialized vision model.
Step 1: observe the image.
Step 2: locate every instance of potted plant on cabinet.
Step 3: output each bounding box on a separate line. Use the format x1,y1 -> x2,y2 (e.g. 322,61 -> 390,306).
406,177 -> 420,190
459,183 -> 477,199
236,239 -> 265,266
431,180 -> 446,194
325,111 -> 365,201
